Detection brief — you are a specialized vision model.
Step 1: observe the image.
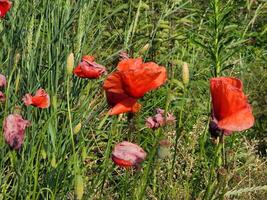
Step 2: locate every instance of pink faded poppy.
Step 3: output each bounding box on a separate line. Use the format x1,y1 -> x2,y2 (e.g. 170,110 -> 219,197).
112,141 -> 147,168
210,77 -> 254,135
0,91 -> 5,102
0,74 -> 6,87
23,88 -> 50,109
3,114 -> 30,150
0,0 -> 12,18
103,58 -> 167,115
73,55 -> 106,79
145,108 -> 175,129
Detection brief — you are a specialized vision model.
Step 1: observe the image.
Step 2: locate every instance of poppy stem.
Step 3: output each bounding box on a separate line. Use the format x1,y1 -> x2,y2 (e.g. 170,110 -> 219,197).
127,112 -> 136,135
203,131 -> 225,199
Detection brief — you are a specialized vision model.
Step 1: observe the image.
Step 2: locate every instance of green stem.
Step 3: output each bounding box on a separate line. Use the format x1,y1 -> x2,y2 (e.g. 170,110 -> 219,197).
203,133 -> 224,200
66,76 -> 77,171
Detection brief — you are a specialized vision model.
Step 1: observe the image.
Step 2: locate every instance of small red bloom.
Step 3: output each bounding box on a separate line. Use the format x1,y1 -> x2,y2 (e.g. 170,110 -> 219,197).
210,77 -> 254,135
0,73 -> 6,87
3,114 -> 30,150
103,58 -> 167,115
0,91 -> 5,102
112,141 -> 147,168
0,0 -> 12,18
23,88 -> 50,109
73,55 -> 106,79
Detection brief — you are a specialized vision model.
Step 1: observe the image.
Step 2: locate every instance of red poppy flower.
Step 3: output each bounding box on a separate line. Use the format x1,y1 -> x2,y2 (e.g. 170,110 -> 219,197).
112,141 -> 147,168
23,88 -> 50,109
0,0 -> 12,18
103,58 -> 167,115
0,91 -> 5,102
73,55 -> 106,79
3,114 -> 30,150
0,74 -> 6,87
210,77 -> 254,135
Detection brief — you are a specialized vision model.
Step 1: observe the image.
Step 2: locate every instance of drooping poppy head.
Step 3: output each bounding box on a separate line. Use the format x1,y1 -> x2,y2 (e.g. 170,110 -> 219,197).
103,58 -> 167,115
73,55 -> 106,79
23,88 -> 50,109
3,114 -> 30,150
0,73 -> 7,87
145,108 -> 175,129
210,77 -> 254,135
0,0 -> 12,18
112,141 -> 147,168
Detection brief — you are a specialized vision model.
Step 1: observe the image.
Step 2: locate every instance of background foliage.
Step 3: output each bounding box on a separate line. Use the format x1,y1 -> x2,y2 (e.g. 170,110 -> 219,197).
0,0 -> 266,199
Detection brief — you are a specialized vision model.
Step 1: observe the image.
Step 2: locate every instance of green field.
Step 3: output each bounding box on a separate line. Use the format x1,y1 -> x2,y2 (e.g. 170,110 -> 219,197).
0,0 -> 267,199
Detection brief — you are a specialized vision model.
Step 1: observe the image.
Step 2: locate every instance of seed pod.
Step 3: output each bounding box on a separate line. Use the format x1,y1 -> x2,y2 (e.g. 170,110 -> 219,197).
51,154 -> 57,168
75,175 -> 84,200
67,53 -> 74,75
157,139 -> 171,159
74,122 -> 82,135
182,62 -> 189,85
41,149 -> 47,160
14,53 -> 21,66
139,43 -> 150,54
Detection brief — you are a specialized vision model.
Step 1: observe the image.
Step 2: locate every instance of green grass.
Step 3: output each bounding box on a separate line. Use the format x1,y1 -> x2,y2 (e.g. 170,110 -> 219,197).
0,0 -> 267,199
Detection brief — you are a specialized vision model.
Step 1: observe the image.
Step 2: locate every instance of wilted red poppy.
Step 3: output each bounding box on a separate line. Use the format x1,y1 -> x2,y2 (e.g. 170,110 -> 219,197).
103,58 -> 167,115
3,114 -> 30,150
73,55 -> 106,79
23,88 -> 50,109
112,141 -> 147,168
0,0 -> 12,18
0,91 -> 5,102
0,73 -> 6,87
210,77 -> 254,135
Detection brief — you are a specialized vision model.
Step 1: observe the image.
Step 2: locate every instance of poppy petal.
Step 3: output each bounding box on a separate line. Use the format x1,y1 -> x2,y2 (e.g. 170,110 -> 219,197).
74,61 -> 105,79
117,58 -> 143,71
82,55 -> 95,62
0,73 -> 7,87
0,0 -> 12,18
103,72 -> 125,94
109,97 -> 141,115
3,114 -> 30,150
210,77 -> 247,121
218,106 -> 254,132
120,63 -> 167,98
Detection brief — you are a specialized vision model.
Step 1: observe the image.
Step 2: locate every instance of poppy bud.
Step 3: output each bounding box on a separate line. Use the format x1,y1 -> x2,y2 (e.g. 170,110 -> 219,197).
67,53 -> 74,75
14,53 -> 20,66
157,139 -> 171,159
75,175 -> 84,200
74,122 -> 82,135
13,106 -> 22,114
139,43 -> 150,54
182,62 -> 189,85
41,149 -> 47,160
81,147 -> 87,162
51,154 -> 57,168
